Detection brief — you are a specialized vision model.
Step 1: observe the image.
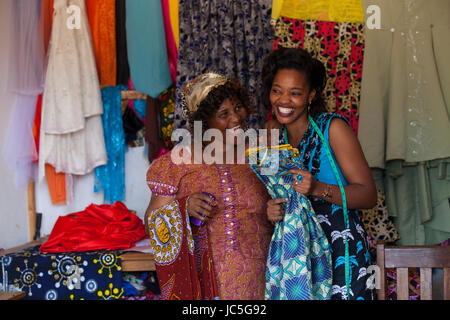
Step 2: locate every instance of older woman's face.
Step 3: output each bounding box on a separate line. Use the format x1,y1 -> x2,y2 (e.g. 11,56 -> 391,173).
206,97 -> 248,145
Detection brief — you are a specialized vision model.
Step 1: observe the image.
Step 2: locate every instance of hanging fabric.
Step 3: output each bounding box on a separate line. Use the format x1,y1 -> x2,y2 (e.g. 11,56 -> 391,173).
3,0 -> 45,187
161,0 -> 178,83
144,96 -> 162,163
39,0 -> 107,181
271,0 -> 364,23
158,85 -> 176,151
272,18 -> 365,133
173,0 -> 274,130
94,85 -> 127,204
86,0 -> 117,87
7,0 -> 45,96
33,95 -> 71,205
358,0 -> 450,245
115,0 -> 130,86
125,0 -> 172,98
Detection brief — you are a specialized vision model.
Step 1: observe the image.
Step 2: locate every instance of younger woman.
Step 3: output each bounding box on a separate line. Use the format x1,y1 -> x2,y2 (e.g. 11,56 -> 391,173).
262,47 -> 377,300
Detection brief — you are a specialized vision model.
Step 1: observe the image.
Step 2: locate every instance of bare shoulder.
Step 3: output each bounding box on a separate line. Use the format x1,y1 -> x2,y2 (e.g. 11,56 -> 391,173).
328,117 -> 359,148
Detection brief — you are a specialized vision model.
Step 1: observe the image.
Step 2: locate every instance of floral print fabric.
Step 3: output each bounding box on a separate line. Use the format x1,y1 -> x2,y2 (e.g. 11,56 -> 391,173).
273,17 -> 365,134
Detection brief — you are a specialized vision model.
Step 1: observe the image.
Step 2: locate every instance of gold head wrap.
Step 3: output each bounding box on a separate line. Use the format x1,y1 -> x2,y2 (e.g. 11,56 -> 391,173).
181,72 -> 228,119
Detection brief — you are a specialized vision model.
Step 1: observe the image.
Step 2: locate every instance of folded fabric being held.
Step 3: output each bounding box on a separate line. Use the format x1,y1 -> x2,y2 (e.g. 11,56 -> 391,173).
40,202 -> 147,253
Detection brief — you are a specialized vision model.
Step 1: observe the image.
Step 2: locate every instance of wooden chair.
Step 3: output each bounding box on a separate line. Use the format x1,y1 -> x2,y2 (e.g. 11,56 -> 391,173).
376,243 -> 450,300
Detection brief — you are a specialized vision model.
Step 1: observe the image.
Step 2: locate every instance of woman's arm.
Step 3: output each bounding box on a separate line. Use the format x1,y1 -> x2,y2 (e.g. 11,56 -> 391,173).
291,118 -> 377,209
144,192 -> 217,236
318,118 -> 377,209
144,195 -> 175,236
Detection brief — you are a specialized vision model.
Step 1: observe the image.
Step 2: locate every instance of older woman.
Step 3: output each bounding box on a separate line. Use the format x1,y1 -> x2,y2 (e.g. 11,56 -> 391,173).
144,73 -> 273,300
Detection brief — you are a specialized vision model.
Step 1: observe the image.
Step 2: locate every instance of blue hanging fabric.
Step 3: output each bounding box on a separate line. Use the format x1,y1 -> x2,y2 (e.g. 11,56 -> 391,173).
94,85 -> 127,203
247,145 -> 333,300
125,0 -> 172,98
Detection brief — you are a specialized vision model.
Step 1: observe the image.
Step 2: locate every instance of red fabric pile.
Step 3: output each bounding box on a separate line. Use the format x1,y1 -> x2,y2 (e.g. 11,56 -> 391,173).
40,201 -> 147,253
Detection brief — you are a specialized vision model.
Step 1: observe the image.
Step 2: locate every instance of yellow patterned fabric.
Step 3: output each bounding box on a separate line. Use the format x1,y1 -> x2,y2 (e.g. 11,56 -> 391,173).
272,0 -> 364,23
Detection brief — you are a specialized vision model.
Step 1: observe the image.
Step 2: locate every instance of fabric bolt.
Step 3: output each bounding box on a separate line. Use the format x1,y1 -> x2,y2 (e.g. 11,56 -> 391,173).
115,0 -> 130,86
94,85 -> 127,204
174,0 -> 274,130
146,197 -> 218,300
278,113 -> 375,300
146,151 -> 273,299
39,0 -> 107,179
86,0 -> 117,87
247,145 -> 332,300
125,0 -> 172,98
40,201 -> 146,253
273,17 -> 365,134
271,0 -> 364,23
0,245 -> 123,300
358,0 -> 450,168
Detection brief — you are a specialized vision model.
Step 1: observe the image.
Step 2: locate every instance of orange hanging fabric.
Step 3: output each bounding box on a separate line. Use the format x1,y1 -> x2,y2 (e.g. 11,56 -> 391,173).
41,0 -> 54,54
45,164 -> 67,205
86,0 -> 117,87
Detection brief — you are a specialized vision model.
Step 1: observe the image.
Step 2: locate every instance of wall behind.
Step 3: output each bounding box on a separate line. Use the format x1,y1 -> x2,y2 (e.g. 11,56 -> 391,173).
0,0 -> 152,249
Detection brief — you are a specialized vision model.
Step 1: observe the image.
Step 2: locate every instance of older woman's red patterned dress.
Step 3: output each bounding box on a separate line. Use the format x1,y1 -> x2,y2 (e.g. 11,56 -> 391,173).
146,151 -> 273,299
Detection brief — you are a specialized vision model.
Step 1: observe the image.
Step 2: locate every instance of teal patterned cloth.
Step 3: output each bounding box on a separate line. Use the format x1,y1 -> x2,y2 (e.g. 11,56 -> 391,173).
248,145 -> 333,300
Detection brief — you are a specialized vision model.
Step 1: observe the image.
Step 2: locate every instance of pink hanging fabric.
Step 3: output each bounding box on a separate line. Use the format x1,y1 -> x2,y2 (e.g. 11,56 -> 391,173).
161,0 -> 178,83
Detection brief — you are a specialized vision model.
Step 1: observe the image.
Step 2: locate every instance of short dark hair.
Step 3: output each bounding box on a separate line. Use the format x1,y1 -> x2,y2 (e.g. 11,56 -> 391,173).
188,78 -> 253,132
261,47 -> 327,117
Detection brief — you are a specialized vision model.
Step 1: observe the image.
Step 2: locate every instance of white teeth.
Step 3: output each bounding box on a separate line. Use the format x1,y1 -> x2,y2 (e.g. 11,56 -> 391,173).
228,126 -> 242,136
278,107 -> 294,115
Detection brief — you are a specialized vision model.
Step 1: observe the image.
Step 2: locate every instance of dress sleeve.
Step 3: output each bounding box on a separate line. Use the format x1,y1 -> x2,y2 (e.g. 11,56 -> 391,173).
146,151 -> 184,197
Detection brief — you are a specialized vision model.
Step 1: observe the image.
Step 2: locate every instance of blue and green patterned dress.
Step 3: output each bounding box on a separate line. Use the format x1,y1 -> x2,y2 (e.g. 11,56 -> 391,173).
247,145 -> 333,300
284,113 -> 375,300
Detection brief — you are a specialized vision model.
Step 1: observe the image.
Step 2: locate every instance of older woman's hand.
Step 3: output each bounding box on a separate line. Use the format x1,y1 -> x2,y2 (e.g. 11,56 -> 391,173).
288,169 -> 317,196
266,198 -> 287,224
187,192 -> 217,223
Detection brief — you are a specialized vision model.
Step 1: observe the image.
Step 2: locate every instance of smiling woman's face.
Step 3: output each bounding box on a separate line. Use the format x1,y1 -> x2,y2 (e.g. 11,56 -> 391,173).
206,96 -> 248,146
269,68 -> 315,125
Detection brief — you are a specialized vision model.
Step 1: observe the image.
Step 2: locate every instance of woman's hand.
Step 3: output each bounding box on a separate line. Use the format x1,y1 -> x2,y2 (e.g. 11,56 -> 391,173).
266,197 -> 287,224
187,192 -> 217,223
288,169 -> 317,196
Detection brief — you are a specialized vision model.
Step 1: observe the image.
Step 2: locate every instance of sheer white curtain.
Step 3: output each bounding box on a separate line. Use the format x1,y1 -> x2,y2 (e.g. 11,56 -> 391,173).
3,0 -> 45,187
